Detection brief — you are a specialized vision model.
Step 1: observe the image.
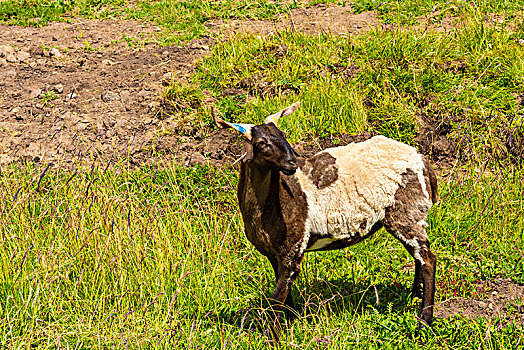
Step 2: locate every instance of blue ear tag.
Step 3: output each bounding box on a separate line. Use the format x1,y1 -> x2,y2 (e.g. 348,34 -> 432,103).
233,124 -> 246,133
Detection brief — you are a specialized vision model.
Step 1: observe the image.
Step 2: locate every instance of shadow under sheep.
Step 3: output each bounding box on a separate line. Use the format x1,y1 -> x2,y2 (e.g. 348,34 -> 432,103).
207,277 -> 421,337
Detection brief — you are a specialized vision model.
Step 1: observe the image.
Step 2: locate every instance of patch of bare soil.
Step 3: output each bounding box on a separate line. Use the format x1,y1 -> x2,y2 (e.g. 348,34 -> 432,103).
415,112 -> 456,168
0,19 -> 213,166
435,279 -> 524,325
208,4 -> 379,36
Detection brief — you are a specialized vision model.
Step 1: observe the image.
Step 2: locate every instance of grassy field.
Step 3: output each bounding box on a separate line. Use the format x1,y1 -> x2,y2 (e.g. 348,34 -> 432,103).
1,160 -> 522,348
1,0 -> 524,349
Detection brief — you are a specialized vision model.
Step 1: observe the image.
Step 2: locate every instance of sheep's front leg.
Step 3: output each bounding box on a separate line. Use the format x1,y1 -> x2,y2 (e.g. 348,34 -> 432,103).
268,258 -> 303,341
268,257 -> 296,313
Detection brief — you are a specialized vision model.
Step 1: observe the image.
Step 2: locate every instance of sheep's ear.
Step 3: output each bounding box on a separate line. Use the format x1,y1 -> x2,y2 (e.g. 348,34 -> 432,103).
264,102 -> 300,126
242,141 -> 254,163
212,107 -> 254,140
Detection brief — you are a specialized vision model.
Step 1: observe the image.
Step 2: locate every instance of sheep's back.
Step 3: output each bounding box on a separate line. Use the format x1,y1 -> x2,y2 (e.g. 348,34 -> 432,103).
295,135 -> 430,253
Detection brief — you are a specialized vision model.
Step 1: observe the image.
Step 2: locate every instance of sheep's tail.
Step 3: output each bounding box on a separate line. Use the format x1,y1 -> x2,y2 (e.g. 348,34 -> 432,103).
424,158 -> 439,204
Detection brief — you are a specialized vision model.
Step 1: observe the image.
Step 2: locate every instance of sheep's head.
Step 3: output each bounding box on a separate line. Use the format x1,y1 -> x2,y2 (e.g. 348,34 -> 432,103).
213,102 -> 300,175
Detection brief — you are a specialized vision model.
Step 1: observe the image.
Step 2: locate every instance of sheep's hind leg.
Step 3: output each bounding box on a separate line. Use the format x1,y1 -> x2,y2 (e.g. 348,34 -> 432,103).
386,223 -> 436,327
412,260 -> 423,299
383,169 -> 437,328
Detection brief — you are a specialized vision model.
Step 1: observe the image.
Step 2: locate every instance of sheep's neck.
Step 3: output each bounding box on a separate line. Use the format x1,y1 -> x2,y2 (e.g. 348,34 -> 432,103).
239,164 -> 280,216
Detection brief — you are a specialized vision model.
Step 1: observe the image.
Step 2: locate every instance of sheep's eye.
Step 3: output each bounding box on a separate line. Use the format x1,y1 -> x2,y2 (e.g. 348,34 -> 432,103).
256,140 -> 268,149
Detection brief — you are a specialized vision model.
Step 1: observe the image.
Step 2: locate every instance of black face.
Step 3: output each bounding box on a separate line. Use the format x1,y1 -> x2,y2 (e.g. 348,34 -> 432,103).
250,123 -> 297,175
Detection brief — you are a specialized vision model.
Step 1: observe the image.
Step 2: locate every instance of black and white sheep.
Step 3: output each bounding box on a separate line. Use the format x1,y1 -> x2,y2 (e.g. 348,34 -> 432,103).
214,102 -> 438,339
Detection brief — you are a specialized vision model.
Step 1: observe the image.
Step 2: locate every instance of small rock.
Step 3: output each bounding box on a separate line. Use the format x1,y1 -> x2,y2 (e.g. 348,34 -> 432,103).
6,54 -> 17,63
120,90 -> 131,111
162,72 -> 174,85
50,48 -> 62,58
53,84 -> 64,94
101,91 -> 121,102
137,90 -> 150,100
142,117 -> 154,124
76,123 -> 87,131
96,118 -> 105,130
11,107 -> 20,113
0,45 -> 14,56
30,88 -> 43,98
114,119 -> 126,133
16,51 -> 30,62
6,69 -> 16,78
101,59 -> 114,66
187,153 -> 206,167
148,101 -> 160,111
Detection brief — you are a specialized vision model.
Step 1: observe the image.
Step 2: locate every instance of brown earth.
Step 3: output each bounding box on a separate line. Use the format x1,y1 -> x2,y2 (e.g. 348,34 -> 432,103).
208,4 -> 379,36
435,279 -> 524,325
0,19 -> 215,167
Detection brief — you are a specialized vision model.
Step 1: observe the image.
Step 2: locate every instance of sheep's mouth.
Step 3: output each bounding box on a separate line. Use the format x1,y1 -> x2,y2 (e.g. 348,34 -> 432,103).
279,167 -> 297,176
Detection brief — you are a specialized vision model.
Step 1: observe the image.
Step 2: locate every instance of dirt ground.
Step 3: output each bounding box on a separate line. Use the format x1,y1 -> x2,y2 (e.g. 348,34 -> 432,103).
435,279 -> 524,326
207,4 -> 379,36
0,19 -> 214,166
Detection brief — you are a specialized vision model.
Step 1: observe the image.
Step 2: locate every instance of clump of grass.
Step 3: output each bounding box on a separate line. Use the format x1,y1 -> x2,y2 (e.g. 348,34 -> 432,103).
352,0 -> 524,25
161,81 -> 210,135
164,81 -> 206,112
39,90 -> 58,107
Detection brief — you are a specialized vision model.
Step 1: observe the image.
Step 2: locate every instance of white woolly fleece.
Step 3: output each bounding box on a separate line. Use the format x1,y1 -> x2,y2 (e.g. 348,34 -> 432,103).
295,136 -> 431,253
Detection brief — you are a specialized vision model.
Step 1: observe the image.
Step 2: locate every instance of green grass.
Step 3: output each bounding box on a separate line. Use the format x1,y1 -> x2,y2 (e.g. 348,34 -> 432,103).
169,10 -> 523,154
1,159 -> 522,348
351,0 -> 524,25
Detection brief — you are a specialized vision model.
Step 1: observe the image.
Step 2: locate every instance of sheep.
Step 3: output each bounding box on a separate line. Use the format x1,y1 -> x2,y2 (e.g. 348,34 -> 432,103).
213,102 -> 438,339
